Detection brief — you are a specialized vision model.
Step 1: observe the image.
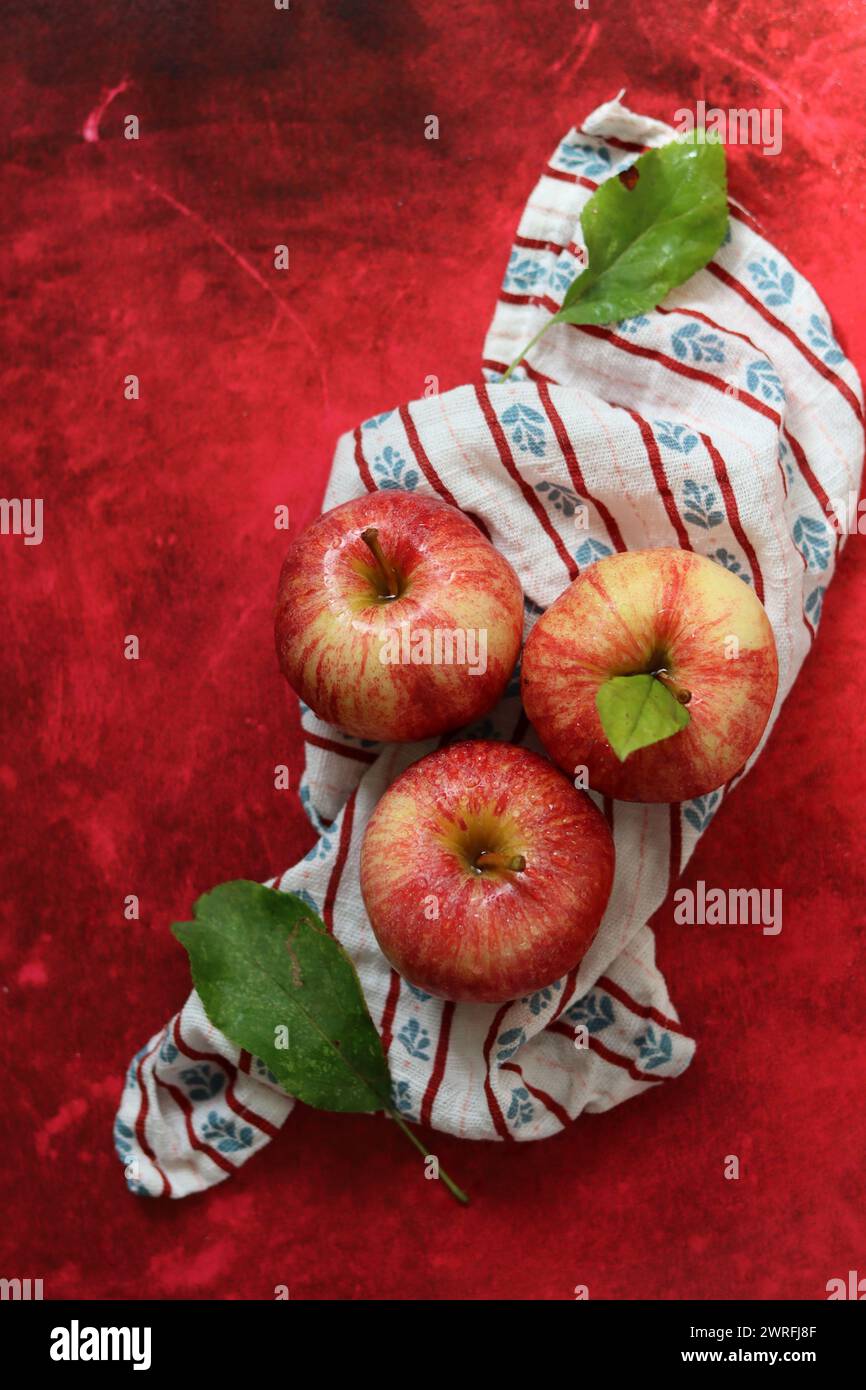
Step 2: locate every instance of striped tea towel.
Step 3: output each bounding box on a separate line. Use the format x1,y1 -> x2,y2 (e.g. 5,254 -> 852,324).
116,97 -> 864,1197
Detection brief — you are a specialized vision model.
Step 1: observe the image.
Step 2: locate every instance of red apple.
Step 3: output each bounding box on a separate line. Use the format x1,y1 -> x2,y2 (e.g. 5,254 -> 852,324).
521,547 -> 779,803
360,740 -> 615,1003
275,492 -> 523,742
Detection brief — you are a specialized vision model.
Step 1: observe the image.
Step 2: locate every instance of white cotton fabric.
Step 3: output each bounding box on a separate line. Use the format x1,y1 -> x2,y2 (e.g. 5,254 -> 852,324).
116,99 -> 863,1196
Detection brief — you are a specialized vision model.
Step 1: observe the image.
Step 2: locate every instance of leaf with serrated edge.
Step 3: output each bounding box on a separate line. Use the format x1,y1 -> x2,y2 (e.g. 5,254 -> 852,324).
596,674 -> 690,761
172,881 -> 391,1113
556,135 -> 728,326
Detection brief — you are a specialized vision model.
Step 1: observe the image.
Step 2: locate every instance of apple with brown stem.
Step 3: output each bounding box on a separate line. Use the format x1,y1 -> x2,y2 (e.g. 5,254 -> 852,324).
275,491 -> 524,742
521,547 -> 779,803
360,740 -> 615,1003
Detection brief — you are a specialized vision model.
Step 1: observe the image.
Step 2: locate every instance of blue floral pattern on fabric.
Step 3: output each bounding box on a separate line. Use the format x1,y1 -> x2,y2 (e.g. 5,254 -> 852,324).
805,586 -> 826,626
397,1017 -> 432,1060
503,248 -> 545,294
507,1086 -> 534,1126
547,252 -> 579,297
303,826 -> 334,862
682,480 -> 724,529
807,314 -> 844,366
556,140 -> 612,179
671,322 -> 726,364
500,402 -> 547,456
125,1045 -> 147,1090
634,1024 -> 673,1070
180,1064 -> 224,1101
712,548 -> 751,583
747,257 -> 794,306
793,515 -> 831,571
496,1027 -> 526,1062
536,479 -> 580,517
523,984 -> 562,1016
114,1118 -> 153,1197
362,410 -> 395,431
565,992 -> 615,1033
202,1112 -> 254,1153
616,315 -> 650,335
392,1080 -> 414,1115
373,444 -> 419,490
574,537 -> 614,568
683,791 -> 722,833
654,420 -> 698,454
746,359 -> 785,404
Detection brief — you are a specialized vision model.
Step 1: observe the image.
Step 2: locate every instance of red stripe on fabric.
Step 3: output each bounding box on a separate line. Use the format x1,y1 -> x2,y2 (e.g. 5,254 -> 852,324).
578,322 -> 780,422
134,1034 -> 172,1197
548,1019 -> 664,1085
707,261 -> 864,428
474,382 -> 578,580
353,425 -> 376,492
500,288 -> 561,315
482,357 -> 557,386
654,302 -> 770,357
483,1004 -> 515,1140
537,380 -> 627,553
593,133 -> 646,154
625,406 -> 692,549
497,298 -> 826,528
322,789 -> 357,934
544,164 -> 598,191
303,731 -> 378,765
379,969 -> 403,1058
782,428 -> 839,550
238,1050 -> 252,1075
669,803 -> 682,892
398,402 -> 461,513
586,326 -> 832,522
700,431 -> 765,602
153,1074 -> 237,1176
596,976 -> 687,1037
420,1001 -> 455,1127
513,232 -> 585,264
172,1017 -> 282,1140
501,1061 -> 571,1128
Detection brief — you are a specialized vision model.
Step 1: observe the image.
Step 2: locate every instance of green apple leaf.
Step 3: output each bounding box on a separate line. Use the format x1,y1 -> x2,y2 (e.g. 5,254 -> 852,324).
503,132 -> 728,376
172,881 -> 391,1113
596,674 -> 691,762
172,880 -> 469,1203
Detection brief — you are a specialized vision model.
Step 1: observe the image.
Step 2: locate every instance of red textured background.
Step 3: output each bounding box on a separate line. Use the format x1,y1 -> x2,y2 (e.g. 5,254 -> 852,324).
2,0 -> 865,1300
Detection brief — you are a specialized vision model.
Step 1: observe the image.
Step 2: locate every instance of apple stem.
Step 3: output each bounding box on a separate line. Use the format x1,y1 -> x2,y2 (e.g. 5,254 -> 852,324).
387,1109 -> 470,1206
475,851 -> 526,873
361,527 -> 400,599
655,671 -> 692,705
